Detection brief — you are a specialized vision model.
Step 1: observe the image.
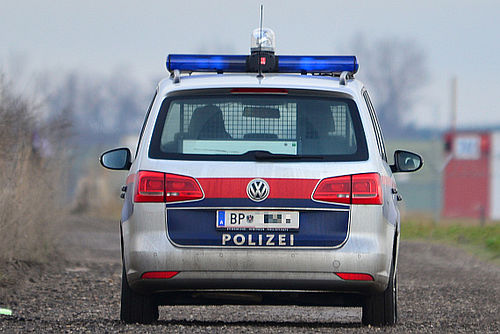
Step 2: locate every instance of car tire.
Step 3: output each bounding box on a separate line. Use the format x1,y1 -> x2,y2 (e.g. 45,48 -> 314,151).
362,255 -> 397,326
120,266 -> 159,324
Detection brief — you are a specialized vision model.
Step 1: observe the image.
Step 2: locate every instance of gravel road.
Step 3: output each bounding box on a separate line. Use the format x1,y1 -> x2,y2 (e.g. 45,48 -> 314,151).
1,215 -> 499,333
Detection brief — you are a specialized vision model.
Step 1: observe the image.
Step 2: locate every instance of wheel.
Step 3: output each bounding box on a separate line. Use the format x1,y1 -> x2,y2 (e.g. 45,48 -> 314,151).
120,265 -> 159,324
362,256 -> 398,326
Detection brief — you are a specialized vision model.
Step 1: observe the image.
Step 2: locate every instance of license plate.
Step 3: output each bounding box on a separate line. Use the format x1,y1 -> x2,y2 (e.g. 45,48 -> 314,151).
216,210 -> 299,230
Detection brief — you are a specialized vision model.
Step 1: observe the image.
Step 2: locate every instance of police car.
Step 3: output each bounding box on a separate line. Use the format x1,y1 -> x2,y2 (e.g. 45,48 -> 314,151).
100,28 -> 423,326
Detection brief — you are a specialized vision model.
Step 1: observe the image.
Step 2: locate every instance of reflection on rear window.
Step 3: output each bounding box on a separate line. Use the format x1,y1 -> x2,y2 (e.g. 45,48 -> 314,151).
150,92 -> 367,161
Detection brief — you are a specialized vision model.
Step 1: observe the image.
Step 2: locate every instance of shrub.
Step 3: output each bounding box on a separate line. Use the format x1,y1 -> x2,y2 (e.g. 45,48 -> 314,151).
0,74 -> 69,261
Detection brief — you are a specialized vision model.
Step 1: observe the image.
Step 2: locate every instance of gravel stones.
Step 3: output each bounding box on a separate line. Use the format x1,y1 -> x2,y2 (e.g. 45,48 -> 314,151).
0,216 -> 498,333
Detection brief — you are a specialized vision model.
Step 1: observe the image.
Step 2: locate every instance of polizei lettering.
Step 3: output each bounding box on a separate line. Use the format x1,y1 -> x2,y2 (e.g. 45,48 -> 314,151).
221,233 -> 295,246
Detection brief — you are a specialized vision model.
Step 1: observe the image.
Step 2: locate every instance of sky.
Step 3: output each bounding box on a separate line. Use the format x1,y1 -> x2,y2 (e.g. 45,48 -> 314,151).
1,0 -> 499,130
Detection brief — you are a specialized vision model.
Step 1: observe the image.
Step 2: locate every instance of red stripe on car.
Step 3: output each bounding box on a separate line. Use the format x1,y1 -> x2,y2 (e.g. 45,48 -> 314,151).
197,178 -> 319,199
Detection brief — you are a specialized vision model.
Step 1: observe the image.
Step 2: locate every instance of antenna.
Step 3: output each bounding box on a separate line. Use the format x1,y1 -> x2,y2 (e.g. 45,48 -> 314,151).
259,5 -> 264,38
257,5 -> 264,78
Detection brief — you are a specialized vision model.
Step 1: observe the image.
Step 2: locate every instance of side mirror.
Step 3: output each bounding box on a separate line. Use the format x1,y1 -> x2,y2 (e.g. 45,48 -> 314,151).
390,150 -> 423,173
100,148 -> 132,170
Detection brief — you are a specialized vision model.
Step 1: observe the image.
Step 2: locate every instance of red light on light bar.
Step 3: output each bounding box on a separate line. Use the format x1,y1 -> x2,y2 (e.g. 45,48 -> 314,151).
260,57 -> 266,65
335,273 -> 374,281
141,271 -> 179,279
230,88 -> 288,94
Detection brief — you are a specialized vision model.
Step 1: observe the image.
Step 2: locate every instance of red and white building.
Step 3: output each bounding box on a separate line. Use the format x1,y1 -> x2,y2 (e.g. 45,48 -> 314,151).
443,130 -> 500,220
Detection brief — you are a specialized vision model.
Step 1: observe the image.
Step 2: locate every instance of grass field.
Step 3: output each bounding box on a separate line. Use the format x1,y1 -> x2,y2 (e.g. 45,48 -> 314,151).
401,219 -> 500,264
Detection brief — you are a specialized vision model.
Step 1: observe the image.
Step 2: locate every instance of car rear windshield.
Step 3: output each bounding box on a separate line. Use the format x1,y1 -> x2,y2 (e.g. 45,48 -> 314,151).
149,89 -> 367,161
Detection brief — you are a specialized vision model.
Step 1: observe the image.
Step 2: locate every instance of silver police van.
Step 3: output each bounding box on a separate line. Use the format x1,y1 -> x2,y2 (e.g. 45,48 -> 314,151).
100,28 -> 423,326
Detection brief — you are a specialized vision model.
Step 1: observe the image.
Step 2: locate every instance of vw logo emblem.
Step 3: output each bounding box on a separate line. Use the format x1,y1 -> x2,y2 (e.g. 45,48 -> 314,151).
247,179 -> 270,202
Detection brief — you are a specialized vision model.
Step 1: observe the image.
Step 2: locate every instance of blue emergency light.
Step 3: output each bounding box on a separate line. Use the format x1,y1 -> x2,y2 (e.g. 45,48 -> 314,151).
167,54 -> 248,73
277,55 -> 358,74
166,54 -> 358,74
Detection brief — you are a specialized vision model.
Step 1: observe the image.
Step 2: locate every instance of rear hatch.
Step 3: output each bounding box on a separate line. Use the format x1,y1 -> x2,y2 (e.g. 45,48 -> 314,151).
144,88 -> 372,248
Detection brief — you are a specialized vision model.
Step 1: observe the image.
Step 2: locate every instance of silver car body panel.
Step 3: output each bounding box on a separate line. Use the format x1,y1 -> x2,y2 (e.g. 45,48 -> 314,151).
120,73 -> 399,297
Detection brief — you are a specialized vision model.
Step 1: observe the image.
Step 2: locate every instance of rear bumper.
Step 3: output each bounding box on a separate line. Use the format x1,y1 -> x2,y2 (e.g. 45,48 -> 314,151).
122,203 -> 396,296
131,270 -> 383,295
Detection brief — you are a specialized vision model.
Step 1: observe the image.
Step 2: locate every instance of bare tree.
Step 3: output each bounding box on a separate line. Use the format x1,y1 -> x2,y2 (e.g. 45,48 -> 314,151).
351,35 -> 428,137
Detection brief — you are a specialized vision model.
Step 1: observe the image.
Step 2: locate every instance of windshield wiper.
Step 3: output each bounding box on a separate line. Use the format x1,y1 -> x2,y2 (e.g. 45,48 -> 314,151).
247,150 -> 323,161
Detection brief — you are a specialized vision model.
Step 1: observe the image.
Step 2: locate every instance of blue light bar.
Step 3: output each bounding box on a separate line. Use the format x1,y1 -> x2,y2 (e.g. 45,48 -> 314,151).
166,54 -> 359,74
278,55 -> 358,74
167,54 -> 247,72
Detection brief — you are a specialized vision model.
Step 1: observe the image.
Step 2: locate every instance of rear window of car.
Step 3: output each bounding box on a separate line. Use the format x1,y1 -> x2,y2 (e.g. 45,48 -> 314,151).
149,89 -> 367,161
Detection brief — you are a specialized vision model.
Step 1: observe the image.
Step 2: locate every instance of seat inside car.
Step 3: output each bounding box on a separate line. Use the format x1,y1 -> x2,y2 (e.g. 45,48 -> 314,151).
188,105 -> 231,139
298,102 -> 336,154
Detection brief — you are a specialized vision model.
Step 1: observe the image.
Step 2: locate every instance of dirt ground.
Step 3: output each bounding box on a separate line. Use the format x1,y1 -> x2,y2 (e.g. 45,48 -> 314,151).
0,215 -> 499,333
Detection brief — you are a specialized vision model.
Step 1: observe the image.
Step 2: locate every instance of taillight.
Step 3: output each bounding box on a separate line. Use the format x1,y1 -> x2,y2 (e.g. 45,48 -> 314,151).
313,173 -> 382,205
351,173 -> 383,205
165,173 -> 203,203
335,272 -> 374,281
134,171 -> 203,203
312,175 -> 351,204
230,88 -> 288,94
141,271 -> 179,279
135,171 -> 165,202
